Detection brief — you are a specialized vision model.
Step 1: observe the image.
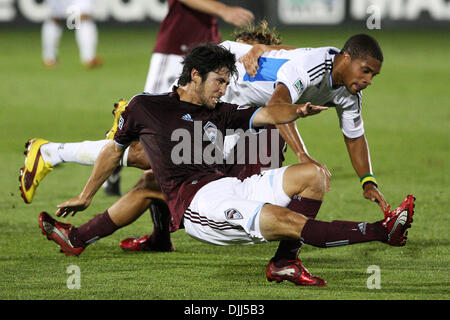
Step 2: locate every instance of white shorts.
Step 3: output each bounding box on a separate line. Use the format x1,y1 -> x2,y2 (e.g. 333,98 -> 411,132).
184,166 -> 291,246
48,0 -> 94,19
144,53 -> 184,94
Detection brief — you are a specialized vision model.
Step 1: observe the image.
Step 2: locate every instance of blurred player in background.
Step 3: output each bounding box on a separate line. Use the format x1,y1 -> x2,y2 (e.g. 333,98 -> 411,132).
41,0 -> 102,68
104,0 -> 254,195
144,0 -> 254,93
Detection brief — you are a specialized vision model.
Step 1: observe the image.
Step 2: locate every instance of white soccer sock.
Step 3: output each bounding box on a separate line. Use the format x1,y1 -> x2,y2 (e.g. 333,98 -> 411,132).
40,142 -> 63,166
41,19 -> 63,62
75,19 -> 98,64
41,140 -> 111,166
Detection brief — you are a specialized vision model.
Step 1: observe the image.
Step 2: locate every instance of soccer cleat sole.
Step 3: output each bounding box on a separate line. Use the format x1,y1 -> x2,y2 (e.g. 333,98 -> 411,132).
267,276 -> 327,287
19,139 -> 53,204
18,139 -> 34,204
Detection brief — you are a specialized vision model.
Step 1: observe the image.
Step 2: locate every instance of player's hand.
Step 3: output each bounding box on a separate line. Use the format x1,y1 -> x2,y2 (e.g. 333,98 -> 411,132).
363,183 -> 388,211
56,196 -> 91,218
299,155 -> 331,192
221,7 -> 254,27
239,44 -> 265,78
296,102 -> 328,118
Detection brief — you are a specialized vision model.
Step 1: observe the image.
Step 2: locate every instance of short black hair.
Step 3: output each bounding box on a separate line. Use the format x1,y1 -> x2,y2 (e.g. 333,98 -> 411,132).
342,34 -> 383,62
178,43 -> 238,86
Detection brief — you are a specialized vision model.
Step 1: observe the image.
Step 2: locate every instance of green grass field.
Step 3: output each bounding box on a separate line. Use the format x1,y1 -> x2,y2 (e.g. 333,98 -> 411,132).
0,27 -> 449,301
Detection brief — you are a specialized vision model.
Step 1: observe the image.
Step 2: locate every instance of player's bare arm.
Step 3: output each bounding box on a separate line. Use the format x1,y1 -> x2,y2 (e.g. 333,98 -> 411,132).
344,134 -> 387,210
179,0 -> 254,27
266,83 -> 332,188
252,101 -> 327,127
56,141 -> 126,217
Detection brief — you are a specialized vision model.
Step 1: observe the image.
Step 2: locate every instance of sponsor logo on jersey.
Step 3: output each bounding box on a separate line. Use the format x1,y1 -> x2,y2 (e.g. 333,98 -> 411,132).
224,208 -> 243,220
293,78 -> 305,95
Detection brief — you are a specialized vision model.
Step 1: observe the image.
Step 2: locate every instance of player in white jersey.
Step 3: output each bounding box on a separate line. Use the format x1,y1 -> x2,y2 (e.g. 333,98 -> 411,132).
42,0 -> 102,68
222,42 -> 363,138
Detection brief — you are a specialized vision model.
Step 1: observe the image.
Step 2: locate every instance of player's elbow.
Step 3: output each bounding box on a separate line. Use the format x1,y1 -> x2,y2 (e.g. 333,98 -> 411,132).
252,107 -> 274,127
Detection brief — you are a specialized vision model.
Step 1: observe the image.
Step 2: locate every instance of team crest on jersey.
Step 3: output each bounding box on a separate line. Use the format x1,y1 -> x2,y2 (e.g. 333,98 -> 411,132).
203,121 -> 218,144
224,208 -> 243,220
293,78 -> 305,95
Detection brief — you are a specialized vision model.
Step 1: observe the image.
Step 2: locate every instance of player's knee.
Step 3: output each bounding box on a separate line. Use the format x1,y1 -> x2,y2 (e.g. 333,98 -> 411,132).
308,163 -> 327,195
294,163 -> 325,189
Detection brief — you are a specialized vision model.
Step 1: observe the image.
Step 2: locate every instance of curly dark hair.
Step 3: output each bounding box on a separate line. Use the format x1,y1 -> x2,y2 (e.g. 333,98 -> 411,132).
232,19 -> 282,45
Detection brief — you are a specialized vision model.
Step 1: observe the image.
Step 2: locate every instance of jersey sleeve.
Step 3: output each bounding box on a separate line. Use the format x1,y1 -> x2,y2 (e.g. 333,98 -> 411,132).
222,103 -> 264,133
113,96 -> 143,146
335,93 -> 365,138
274,59 -> 310,103
220,40 -> 252,61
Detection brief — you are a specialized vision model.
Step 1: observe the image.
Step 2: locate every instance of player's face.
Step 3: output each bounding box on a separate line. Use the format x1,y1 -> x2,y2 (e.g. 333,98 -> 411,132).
342,56 -> 382,94
197,67 -> 231,110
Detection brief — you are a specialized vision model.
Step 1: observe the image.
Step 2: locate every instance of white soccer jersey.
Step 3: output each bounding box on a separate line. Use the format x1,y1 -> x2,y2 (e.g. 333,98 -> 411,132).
220,41 -> 365,139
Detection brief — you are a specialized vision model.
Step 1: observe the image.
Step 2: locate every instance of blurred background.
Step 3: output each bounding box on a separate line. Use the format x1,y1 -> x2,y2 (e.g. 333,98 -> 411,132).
1,0 -> 449,29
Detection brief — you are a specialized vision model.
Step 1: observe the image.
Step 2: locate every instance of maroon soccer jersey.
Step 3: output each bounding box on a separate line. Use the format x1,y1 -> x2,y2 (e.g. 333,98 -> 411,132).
114,90 -> 262,232
153,0 -> 221,56
224,125 -> 286,180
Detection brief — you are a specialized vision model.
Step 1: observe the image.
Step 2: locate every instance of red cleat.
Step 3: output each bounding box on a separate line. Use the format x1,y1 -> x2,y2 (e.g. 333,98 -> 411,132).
382,195 -> 415,246
39,212 -> 85,256
266,259 -> 326,287
84,56 -> 103,68
120,234 -> 174,252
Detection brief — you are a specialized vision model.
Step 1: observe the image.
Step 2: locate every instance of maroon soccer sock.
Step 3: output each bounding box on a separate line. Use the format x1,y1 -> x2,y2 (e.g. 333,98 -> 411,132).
273,197 -> 322,264
300,219 -> 388,248
288,196 -> 322,219
69,210 -> 119,248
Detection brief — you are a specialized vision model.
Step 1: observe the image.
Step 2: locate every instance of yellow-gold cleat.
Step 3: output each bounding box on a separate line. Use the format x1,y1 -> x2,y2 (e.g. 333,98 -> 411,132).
105,99 -> 129,139
19,138 -> 53,204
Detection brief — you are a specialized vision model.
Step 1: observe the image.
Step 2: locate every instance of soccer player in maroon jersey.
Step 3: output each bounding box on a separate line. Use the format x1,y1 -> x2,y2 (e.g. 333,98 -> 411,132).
104,0 -> 254,195
39,43 -> 415,287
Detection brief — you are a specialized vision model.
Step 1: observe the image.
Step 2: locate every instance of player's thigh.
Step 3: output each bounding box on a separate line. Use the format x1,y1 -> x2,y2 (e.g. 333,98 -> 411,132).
184,178 -> 267,245
239,166 -> 292,206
